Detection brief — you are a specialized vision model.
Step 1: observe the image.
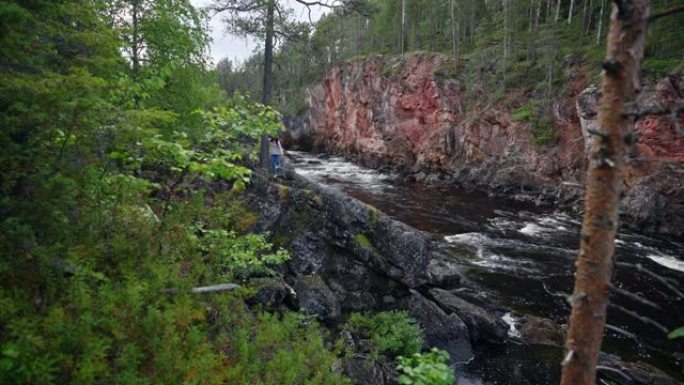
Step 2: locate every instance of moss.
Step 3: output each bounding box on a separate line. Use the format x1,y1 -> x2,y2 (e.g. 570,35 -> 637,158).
353,233 -> 380,255
367,206 -> 379,227
272,200 -> 321,247
275,183 -> 289,201
302,189 -> 324,207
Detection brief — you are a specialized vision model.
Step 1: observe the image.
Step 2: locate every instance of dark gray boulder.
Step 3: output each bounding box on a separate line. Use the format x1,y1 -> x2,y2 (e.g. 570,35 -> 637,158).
399,291 -> 473,364
429,288 -> 508,343
293,274 -> 341,323
246,278 -> 296,310
342,357 -> 393,385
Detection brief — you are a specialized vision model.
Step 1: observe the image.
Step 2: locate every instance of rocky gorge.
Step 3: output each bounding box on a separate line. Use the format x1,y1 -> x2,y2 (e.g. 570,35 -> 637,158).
243,161 -> 682,385
284,53 -> 684,237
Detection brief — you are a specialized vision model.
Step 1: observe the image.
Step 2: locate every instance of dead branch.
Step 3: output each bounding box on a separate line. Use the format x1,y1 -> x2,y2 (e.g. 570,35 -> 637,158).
165,283 -> 240,294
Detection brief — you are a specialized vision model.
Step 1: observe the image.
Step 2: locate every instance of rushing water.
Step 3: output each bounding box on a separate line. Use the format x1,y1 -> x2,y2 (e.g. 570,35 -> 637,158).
289,151 -> 684,385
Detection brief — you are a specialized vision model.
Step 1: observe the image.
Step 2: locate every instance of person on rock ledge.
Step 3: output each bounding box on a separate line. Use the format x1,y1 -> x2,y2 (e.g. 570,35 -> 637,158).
269,137 -> 285,176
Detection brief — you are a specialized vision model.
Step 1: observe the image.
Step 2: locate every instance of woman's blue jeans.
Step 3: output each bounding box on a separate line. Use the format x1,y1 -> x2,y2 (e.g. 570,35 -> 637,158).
270,154 -> 281,174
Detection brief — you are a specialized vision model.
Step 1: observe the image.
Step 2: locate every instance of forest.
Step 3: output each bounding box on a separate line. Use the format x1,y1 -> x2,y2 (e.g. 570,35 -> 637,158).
1,0 -> 683,385
220,0 -> 684,118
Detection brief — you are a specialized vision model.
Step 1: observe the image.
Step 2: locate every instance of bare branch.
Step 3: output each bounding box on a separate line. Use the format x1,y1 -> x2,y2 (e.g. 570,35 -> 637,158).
648,5 -> 684,22
164,283 -> 241,294
615,261 -> 684,298
608,283 -> 661,310
621,106 -> 684,118
608,302 -> 670,334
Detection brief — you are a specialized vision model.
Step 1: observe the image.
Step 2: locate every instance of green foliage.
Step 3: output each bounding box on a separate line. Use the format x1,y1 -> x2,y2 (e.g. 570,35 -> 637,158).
512,100 -> 558,147
396,348 -> 455,385
668,327 -> 684,340
512,104 -> 534,122
347,311 -> 423,359
643,58 -> 683,76
190,227 -> 290,279
0,1 -> 347,384
221,303 -> 351,385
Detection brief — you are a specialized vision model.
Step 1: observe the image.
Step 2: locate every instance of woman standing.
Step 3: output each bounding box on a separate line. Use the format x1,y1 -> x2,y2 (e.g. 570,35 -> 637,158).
269,137 -> 284,175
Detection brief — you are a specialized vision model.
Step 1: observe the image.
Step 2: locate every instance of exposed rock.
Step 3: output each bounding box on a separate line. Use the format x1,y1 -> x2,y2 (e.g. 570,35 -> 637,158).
293,274 -> 341,323
299,53 -> 684,237
246,277 -> 296,310
428,288 -> 508,343
516,314 -> 564,346
342,357 -> 393,385
598,353 -> 681,385
399,291 -> 473,363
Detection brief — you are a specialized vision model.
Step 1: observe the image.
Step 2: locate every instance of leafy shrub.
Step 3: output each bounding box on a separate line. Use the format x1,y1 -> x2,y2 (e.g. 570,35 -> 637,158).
512,101 -> 558,146
347,311 -> 423,358
396,348 -> 455,385
512,104 -> 534,122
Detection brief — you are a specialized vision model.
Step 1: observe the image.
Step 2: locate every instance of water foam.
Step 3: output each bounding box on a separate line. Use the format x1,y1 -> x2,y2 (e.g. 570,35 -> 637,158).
502,312 -> 521,338
646,254 -> 684,273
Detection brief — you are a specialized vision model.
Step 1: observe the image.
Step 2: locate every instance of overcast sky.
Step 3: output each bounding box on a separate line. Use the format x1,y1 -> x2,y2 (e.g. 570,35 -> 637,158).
190,0 -> 327,66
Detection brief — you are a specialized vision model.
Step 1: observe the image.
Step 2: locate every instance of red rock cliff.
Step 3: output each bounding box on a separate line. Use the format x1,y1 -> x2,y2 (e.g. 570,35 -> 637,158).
302,53 -> 684,236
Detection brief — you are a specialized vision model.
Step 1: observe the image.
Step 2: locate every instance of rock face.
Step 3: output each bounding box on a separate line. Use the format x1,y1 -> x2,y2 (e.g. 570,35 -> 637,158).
246,170 -> 499,362
299,53 -> 684,237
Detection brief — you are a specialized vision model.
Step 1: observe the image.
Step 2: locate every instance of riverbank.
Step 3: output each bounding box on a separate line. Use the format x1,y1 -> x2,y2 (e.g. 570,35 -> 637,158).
246,152 -> 684,384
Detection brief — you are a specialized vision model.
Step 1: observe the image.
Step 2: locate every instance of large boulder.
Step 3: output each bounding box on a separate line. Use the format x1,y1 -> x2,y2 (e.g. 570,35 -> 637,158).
429,288 -> 508,343
293,275 -> 341,323
399,291 -> 473,363
342,357 -> 392,385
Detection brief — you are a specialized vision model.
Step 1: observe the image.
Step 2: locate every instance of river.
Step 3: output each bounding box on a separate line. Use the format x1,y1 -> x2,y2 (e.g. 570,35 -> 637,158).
289,151 -> 684,385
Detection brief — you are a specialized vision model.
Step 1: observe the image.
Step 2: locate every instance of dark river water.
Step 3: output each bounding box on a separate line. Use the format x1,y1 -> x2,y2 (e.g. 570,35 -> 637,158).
289,151 -> 684,385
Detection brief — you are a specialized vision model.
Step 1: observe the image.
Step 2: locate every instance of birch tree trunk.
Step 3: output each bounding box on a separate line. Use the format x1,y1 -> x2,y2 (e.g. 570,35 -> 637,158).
400,0 -> 406,59
260,0 -> 275,171
450,0 -> 460,64
560,2 -> 649,385
567,0 -> 575,24
596,0 -> 606,45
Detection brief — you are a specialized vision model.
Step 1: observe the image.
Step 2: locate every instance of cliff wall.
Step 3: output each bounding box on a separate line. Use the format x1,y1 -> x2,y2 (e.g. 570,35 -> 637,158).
297,53 -> 683,236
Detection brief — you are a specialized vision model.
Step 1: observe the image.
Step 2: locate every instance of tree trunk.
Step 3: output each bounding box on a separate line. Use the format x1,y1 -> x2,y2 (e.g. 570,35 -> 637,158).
260,0 -> 275,171
560,2 -> 649,385
400,0 -> 406,58
567,0 -> 575,24
556,0 -> 562,22
596,0 -> 606,45
131,0 -> 141,108
450,0 -> 459,64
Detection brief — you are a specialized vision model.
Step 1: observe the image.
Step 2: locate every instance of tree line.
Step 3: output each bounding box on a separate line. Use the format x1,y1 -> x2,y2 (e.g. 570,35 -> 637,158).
217,0 -> 683,116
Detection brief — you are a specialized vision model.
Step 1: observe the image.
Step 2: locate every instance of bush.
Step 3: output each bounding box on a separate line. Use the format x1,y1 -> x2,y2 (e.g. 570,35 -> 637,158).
512,101 -> 558,146
347,311 -> 423,359
396,348 -> 455,385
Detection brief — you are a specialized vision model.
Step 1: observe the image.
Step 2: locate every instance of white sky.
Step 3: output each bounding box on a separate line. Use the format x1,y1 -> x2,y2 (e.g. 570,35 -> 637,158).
191,0 -> 327,66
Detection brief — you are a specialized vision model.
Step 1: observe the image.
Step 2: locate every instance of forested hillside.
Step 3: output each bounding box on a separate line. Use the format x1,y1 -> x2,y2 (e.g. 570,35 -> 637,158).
0,1 -> 350,383
219,0 -> 684,116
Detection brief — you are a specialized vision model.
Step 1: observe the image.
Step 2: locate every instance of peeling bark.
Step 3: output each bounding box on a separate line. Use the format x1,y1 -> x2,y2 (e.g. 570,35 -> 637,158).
560,2 -> 649,385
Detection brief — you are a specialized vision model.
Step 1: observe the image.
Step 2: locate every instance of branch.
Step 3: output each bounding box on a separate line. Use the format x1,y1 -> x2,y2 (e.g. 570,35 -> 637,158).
608,302 -> 670,334
164,283 -> 241,294
621,106 -> 684,118
648,5 -> 684,22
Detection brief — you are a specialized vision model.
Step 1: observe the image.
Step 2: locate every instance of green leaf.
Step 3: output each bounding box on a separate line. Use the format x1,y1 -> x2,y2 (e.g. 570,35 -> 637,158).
668,327 -> 684,340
